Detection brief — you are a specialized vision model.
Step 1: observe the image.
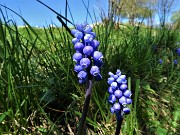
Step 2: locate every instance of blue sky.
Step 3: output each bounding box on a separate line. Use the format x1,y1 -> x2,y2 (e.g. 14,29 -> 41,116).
0,0 -> 179,27
0,0 -> 108,27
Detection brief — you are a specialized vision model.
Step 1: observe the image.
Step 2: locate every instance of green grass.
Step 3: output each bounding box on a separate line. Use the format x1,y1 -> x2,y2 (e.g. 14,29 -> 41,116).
0,6 -> 180,135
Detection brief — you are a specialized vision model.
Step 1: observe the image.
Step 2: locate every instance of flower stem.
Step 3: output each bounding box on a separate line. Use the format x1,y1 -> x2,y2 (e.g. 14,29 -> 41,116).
115,118 -> 123,135
77,79 -> 93,135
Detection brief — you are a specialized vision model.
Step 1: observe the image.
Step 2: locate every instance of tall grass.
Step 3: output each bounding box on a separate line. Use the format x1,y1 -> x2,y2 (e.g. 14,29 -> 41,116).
0,1 -> 180,134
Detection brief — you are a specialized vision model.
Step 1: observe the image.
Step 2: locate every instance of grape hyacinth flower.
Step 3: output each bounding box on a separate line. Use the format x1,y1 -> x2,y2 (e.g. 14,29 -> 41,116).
175,48 -> 180,56
159,59 -> 163,64
71,22 -> 103,135
71,22 -> 103,83
107,69 -> 132,135
174,59 -> 178,65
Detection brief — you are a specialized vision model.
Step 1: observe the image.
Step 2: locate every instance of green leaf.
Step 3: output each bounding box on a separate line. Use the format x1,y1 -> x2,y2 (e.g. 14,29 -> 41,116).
157,127 -> 167,135
0,111 -> 9,123
142,83 -> 157,95
173,110 -> 180,121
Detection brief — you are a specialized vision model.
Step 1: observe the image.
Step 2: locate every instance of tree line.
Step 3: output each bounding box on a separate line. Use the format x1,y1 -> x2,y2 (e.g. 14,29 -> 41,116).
107,0 -> 180,28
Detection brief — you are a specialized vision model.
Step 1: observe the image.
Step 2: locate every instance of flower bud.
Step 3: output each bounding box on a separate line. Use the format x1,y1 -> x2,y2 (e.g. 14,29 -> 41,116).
93,51 -> 103,61
90,40 -> 100,50
74,42 -> 84,52
175,48 -> 180,56
123,90 -> 132,98
83,46 -> 94,56
108,72 -> 114,77
116,69 -> 121,76
89,32 -> 96,38
126,98 -> 132,104
110,107 -> 115,114
111,82 -> 118,89
72,38 -> 79,45
174,59 -> 178,65
74,31 -> 83,39
113,103 -> 121,112
77,71 -> 87,80
74,64 -> 83,73
73,52 -> 82,62
123,107 -> 130,114
84,34 -> 94,42
119,96 -> 127,105
80,58 -> 91,68
90,66 -> 100,76
79,79 -> 86,84
84,25 -> 92,33
113,75 -> 118,79
108,94 -> 116,104
108,87 -> 115,94
107,77 -> 115,85
71,29 -> 79,35
114,89 -> 123,98
120,84 -> 127,91
75,23 -> 84,31
159,59 -> 163,64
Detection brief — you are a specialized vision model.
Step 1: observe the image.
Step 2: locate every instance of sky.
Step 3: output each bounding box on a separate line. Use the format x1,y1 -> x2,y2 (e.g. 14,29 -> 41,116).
0,0 -> 108,27
0,0 -> 179,27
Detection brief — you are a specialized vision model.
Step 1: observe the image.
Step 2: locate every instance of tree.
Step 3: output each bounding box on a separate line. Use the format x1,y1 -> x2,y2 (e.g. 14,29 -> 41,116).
156,0 -> 174,27
109,0 -> 156,25
171,10 -> 180,29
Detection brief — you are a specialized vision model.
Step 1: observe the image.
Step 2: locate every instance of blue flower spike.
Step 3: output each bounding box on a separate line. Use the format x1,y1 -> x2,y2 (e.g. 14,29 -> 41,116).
107,69 -> 132,128
71,22 -> 103,84
73,22 -> 104,135
107,69 -> 132,134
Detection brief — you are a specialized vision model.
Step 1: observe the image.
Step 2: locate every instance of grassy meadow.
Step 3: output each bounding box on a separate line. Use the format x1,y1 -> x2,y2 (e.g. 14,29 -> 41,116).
0,6 -> 180,135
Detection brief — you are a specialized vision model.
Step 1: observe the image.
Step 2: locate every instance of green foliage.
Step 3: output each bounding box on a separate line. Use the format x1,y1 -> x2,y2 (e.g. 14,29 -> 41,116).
171,10 -> 180,23
171,10 -> 180,29
109,0 -> 156,25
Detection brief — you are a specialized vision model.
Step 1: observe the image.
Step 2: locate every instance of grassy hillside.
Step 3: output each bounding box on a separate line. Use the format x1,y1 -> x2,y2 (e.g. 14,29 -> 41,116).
0,16 -> 180,134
